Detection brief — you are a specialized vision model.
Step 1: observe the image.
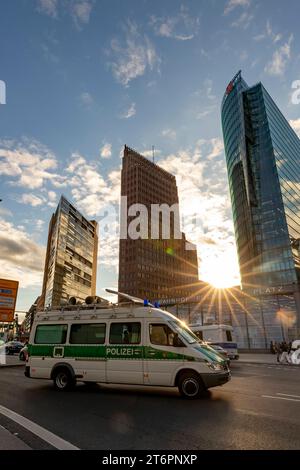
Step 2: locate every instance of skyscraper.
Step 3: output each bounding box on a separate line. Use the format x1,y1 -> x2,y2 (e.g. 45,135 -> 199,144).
118,145 -> 198,302
221,71 -> 300,346
222,71 -> 300,291
39,195 -> 98,308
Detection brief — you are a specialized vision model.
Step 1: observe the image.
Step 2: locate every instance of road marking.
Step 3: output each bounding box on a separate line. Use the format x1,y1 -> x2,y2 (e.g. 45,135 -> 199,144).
277,393 -> 300,399
262,395 -> 300,403
0,405 -> 79,450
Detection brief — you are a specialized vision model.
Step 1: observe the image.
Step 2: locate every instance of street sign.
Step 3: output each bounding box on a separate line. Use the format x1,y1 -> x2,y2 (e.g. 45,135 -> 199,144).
0,279 -> 19,322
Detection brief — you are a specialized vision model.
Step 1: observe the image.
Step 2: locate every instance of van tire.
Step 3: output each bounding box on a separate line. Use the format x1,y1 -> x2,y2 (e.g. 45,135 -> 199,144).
53,368 -> 76,391
178,371 -> 205,399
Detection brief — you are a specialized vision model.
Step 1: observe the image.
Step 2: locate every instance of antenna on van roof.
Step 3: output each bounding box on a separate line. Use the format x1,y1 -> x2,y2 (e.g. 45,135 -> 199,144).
105,289 -> 154,307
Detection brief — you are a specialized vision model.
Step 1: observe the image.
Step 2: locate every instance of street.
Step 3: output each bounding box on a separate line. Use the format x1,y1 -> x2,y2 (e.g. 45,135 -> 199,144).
0,361 -> 300,450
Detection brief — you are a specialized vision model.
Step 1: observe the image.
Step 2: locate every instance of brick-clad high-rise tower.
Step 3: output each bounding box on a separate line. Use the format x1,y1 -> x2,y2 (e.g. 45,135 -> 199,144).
118,145 -> 198,302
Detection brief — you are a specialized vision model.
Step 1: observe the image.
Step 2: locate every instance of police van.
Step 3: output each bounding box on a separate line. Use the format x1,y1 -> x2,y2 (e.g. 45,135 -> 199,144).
25,291 -> 230,399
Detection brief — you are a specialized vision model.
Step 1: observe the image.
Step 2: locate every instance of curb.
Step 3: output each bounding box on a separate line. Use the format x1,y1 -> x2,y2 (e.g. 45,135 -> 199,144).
237,361 -> 300,368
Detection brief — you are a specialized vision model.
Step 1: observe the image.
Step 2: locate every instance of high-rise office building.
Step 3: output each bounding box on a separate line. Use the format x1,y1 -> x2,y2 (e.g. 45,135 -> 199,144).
221,71 -> 300,346
118,145 -> 198,302
222,71 -> 300,291
39,196 -> 98,308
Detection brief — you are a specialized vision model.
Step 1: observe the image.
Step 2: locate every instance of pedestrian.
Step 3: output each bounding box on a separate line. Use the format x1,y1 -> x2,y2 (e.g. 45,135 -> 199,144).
270,341 -> 275,354
279,341 -> 289,364
275,342 -> 281,363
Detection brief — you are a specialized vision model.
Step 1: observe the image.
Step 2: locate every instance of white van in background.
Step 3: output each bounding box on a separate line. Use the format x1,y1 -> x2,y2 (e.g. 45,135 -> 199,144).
25,291 -> 230,399
189,324 -> 239,360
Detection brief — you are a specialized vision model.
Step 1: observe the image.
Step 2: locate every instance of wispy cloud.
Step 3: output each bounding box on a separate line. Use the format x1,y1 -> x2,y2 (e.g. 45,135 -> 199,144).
231,11 -> 254,29
265,35 -> 293,76
224,0 -> 251,15
108,21 -> 160,87
254,20 -> 282,43
100,143 -> 112,159
119,102 -> 136,119
161,129 -> 176,139
79,91 -> 94,107
37,0 -> 58,18
149,6 -> 200,41
71,0 -> 94,29
36,0 -> 94,27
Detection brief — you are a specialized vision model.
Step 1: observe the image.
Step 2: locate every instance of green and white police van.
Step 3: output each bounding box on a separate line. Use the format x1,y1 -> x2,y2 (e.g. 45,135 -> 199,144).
25,291 -> 230,399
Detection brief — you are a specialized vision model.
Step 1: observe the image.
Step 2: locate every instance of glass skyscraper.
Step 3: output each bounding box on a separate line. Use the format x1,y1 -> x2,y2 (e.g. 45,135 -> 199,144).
39,196 -> 98,308
222,71 -> 300,291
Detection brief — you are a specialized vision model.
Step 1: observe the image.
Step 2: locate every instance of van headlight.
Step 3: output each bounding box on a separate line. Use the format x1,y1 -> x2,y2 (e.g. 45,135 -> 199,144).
207,362 -> 223,371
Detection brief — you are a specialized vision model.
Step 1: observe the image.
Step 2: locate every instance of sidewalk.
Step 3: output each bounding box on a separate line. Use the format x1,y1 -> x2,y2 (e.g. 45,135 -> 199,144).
0,355 -> 25,368
239,353 -> 278,364
0,425 -> 31,450
238,353 -> 299,366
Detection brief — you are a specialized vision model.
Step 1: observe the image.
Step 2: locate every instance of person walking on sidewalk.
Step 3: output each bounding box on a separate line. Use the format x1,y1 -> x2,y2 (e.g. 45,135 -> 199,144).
275,342 -> 281,362
279,341 -> 289,364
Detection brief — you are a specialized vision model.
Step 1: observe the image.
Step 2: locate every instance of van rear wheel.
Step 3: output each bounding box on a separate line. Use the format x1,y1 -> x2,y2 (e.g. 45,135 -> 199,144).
178,372 -> 205,399
53,369 -> 75,391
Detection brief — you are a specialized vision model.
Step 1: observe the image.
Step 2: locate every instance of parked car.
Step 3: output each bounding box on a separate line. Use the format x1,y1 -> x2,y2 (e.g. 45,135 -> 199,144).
19,345 -> 28,361
207,343 -> 231,366
5,341 -> 24,355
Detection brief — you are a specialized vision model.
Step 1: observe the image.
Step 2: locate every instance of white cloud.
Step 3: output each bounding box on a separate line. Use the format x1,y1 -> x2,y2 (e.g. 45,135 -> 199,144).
0,138 -> 66,189
224,0 -> 250,15
120,102 -> 136,119
289,119 -> 300,137
0,219 -> 45,288
265,35 -> 293,76
109,21 -> 160,87
19,194 -> 45,207
37,0 -> 58,18
47,190 -> 57,207
100,143 -> 112,159
161,129 -> 176,139
158,140 -> 240,285
150,6 -> 200,41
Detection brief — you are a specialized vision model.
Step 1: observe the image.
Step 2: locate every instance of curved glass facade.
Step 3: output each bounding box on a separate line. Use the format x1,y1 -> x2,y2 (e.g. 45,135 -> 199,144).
222,72 -> 300,290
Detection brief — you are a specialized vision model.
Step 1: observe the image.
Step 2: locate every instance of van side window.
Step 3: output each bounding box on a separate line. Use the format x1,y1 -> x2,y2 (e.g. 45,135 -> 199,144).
70,324 -> 106,344
109,323 -> 141,345
35,325 -> 68,344
226,330 -> 232,342
149,324 -> 176,346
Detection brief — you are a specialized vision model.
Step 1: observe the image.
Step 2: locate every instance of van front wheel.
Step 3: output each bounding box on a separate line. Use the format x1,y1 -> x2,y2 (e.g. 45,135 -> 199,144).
53,369 -> 75,391
178,372 -> 205,399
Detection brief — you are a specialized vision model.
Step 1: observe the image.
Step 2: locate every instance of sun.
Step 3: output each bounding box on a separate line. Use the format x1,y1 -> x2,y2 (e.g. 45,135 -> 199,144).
200,252 -> 241,289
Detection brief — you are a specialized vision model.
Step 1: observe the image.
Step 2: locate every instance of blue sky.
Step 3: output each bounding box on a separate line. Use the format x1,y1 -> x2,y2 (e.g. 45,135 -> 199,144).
1,0 -> 300,318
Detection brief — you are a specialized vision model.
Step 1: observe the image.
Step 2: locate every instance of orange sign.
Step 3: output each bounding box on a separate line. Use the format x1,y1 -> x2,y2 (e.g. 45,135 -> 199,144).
0,279 -> 19,323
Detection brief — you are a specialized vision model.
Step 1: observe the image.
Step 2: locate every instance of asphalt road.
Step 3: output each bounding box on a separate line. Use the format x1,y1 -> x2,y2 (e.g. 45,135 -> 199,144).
0,362 -> 300,450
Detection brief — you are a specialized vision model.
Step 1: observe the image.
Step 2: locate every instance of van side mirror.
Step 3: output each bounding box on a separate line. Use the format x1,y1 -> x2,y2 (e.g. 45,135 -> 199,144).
173,334 -> 185,348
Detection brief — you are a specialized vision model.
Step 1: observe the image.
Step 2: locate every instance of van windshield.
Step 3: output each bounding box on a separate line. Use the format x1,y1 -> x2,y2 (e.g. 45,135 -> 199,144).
169,320 -> 199,345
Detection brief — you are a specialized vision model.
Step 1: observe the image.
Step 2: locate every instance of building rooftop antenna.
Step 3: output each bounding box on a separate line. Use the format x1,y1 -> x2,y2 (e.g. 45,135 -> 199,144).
152,145 -> 155,164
